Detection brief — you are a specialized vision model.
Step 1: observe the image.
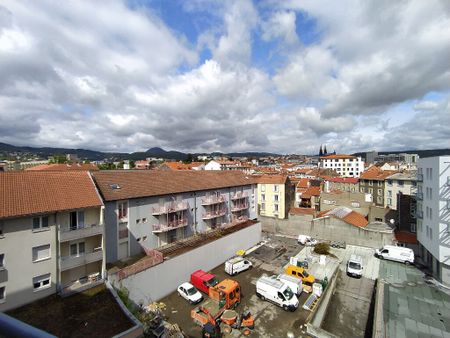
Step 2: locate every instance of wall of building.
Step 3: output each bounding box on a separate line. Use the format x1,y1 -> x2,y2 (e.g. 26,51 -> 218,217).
320,191 -> 371,216
360,179 -> 385,206
257,183 -> 286,219
260,216 -> 394,248
109,222 -> 262,304
0,215 -> 58,312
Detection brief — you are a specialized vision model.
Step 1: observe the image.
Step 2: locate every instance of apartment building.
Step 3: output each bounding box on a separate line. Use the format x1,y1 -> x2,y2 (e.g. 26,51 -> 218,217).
0,171 -> 104,311
323,177 -> 359,193
319,154 -> 365,178
91,171 -> 257,264
359,166 -> 396,207
416,156 -> 450,285
256,175 -> 291,219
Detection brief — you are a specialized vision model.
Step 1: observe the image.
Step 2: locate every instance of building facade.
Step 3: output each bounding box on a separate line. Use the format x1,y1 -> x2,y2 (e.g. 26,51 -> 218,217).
319,154 -> 365,178
0,171 -> 104,311
92,171 -> 257,264
256,175 -> 291,219
416,156 -> 450,285
359,166 -> 396,207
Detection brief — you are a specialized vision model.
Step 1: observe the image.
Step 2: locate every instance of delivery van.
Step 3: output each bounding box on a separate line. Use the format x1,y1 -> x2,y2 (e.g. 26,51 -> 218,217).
346,254 -> 363,278
225,256 -> 252,276
256,276 -> 299,311
190,270 -> 219,294
375,245 -> 414,265
276,274 -> 303,296
284,264 -> 315,286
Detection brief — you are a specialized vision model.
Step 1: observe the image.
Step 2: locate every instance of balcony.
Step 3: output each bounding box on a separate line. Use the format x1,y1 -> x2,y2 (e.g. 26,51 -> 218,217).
118,228 -> 129,240
201,195 -> 225,205
416,192 -> 423,200
202,210 -> 226,220
59,273 -> 103,297
231,202 -> 249,212
231,192 -> 248,200
152,201 -> 189,215
152,219 -> 188,233
59,223 -> 103,242
416,210 -> 423,219
417,174 -> 423,181
60,249 -> 103,271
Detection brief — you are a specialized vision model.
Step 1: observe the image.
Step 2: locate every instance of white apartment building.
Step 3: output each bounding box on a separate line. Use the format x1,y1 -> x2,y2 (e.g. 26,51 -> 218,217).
416,156 -> 450,285
319,154 -> 365,178
0,171 -> 104,311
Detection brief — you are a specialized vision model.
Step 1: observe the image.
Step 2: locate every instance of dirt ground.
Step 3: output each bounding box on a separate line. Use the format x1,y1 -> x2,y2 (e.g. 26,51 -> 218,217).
159,235 -> 313,337
6,284 -> 134,338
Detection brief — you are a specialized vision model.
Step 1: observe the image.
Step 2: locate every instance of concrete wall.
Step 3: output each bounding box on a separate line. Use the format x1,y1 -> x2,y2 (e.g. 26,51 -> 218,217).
260,216 -> 394,248
110,222 -> 262,305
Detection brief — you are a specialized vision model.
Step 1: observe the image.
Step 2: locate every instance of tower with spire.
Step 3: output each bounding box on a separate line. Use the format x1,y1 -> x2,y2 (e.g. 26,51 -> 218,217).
319,145 -> 323,156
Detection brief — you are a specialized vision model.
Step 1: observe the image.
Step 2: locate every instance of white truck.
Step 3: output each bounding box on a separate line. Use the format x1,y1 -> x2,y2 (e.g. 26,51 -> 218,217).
375,245 -> 414,265
224,256 -> 252,276
346,254 -> 363,278
256,276 -> 299,311
276,274 -> 303,296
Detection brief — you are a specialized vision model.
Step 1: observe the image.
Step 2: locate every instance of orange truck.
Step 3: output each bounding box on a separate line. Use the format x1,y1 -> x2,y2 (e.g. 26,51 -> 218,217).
191,279 -> 248,327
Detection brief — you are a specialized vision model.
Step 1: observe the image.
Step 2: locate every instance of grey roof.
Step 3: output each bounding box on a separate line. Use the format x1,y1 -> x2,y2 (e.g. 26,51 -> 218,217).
386,172 -> 417,181
379,261 -> 450,337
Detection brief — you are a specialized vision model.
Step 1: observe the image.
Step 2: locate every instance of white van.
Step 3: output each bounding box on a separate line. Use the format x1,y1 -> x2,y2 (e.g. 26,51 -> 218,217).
375,245 -> 414,264
225,256 -> 252,276
298,235 -> 318,246
276,274 -> 303,296
346,254 -> 363,278
256,276 -> 299,311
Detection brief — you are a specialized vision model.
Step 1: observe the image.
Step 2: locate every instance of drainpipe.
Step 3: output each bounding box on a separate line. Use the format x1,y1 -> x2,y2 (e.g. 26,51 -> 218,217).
193,192 -> 197,234
55,212 -> 60,293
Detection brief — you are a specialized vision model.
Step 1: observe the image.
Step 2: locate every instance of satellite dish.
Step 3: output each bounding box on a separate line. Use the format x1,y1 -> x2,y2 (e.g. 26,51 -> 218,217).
389,219 -> 395,225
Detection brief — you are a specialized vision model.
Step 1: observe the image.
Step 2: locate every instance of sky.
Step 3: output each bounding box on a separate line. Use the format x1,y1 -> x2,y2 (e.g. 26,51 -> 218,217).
0,0 -> 449,155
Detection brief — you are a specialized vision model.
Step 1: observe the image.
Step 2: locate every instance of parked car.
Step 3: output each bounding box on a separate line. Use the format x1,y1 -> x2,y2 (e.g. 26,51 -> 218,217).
256,276 -> 299,311
297,235 -> 318,246
375,245 -> 414,265
284,264 -> 315,288
225,256 -> 252,276
177,282 -> 203,304
346,254 -> 363,278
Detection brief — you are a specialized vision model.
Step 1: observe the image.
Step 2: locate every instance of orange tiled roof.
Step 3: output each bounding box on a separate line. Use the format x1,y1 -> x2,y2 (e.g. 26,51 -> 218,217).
92,170 -> 257,201
360,166 -> 397,180
297,178 -> 310,189
256,175 -> 288,184
326,177 -> 359,184
316,207 -> 368,228
342,211 -> 369,228
289,207 -> 315,216
320,154 -> 355,160
0,171 -> 102,219
26,163 -> 99,171
302,186 -> 321,197
394,231 -> 418,244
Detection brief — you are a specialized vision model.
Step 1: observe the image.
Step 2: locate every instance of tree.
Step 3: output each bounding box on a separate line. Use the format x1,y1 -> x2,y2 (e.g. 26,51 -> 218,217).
184,153 -> 193,163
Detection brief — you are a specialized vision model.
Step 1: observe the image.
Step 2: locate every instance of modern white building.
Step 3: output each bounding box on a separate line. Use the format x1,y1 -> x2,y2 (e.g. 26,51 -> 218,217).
416,156 -> 450,285
319,154 -> 365,178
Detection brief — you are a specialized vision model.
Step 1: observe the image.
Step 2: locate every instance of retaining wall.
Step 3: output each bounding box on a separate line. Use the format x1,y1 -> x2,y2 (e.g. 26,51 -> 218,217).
110,222 -> 262,305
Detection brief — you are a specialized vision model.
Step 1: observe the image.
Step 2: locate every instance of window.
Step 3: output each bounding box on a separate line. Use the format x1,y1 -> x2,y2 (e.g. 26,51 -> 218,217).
387,190 -> 392,197
377,181 -> 382,187
430,208 -> 432,220
33,216 -> 49,231
261,194 -> 265,202
410,223 -> 416,233
33,273 -> 51,291
274,204 -> 279,212
387,198 -> 392,206
369,181 -> 373,186
377,196 -> 383,204
261,184 -> 265,192
70,211 -> 85,230
378,189 -> 382,195
70,242 -> 85,256
360,187 -> 365,193
387,180 -> 393,185
32,244 -> 51,262
375,217 -> 383,222
368,188 -> 373,194
118,201 -> 128,220
261,203 -> 265,210
0,222 -> 4,238
430,227 -> 433,240
0,253 -> 4,269
273,185 -> 279,192
0,286 -> 4,302
430,168 -> 433,180
142,218 -> 147,223
274,195 -> 279,202
398,181 -> 404,187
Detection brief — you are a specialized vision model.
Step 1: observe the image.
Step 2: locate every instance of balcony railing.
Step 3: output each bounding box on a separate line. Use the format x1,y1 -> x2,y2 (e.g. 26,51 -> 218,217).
416,192 -> 423,200
60,249 -> 103,271
416,210 -> 423,219
152,219 -> 188,233
202,210 -> 226,219
118,228 -> 129,239
231,203 -> 249,212
201,195 -> 225,205
417,174 -> 423,181
59,273 -> 102,297
152,201 -> 189,215
59,223 -> 103,242
231,192 -> 248,200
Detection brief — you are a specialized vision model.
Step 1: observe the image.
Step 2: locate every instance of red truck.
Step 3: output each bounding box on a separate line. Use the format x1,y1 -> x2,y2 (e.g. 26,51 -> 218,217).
190,269 -> 219,294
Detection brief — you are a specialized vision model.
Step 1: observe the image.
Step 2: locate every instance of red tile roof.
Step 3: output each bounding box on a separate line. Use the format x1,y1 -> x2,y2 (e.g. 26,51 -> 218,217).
302,186 -> 321,198
326,177 -> 359,184
0,171 -> 102,219
297,178 -> 310,189
92,170 -> 257,201
360,166 -> 397,180
316,207 -> 368,228
394,231 -> 418,244
26,163 -> 99,171
289,207 -> 315,216
320,154 -> 356,160
256,175 -> 288,184
342,211 -> 369,228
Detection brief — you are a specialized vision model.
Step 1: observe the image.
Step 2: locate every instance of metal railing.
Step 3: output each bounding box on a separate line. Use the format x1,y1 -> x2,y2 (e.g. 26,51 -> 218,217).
59,223 -> 103,242
231,203 -> 249,212
202,210 -> 226,219
201,195 -> 225,205
152,219 -> 188,233
60,249 -> 103,271
118,228 -> 129,239
152,201 -> 189,215
231,191 -> 248,200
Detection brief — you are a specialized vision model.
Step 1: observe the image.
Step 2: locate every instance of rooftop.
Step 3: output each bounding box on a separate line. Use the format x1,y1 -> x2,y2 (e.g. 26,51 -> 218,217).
92,170 -> 256,201
25,163 -> 99,171
0,171 -> 103,219
320,154 -> 356,160
317,206 -> 369,228
360,166 -> 397,180
256,174 -> 288,184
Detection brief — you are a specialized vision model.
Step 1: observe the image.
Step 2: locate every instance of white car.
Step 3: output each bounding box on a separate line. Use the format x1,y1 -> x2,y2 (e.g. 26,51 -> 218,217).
177,282 -> 203,304
297,235 -> 318,246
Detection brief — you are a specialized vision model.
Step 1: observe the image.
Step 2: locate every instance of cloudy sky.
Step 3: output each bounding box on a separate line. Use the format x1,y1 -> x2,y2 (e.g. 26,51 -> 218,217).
1,0 -> 449,154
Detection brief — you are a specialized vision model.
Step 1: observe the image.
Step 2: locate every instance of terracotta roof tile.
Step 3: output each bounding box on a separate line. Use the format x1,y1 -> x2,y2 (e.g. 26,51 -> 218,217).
256,175 -> 288,184
26,163 -> 99,171
297,178 -> 310,189
92,170 -> 256,201
289,207 -> 315,216
342,211 -> 369,228
0,171 -> 102,219
303,186 -> 321,197
316,207 -> 368,228
360,166 -> 397,180
325,177 -> 359,184
320,154 -> 356,160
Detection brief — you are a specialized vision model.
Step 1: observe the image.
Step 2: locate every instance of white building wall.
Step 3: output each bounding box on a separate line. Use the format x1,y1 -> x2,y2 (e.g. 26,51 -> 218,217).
204,161 -> 222,170
320,157 -> 365,178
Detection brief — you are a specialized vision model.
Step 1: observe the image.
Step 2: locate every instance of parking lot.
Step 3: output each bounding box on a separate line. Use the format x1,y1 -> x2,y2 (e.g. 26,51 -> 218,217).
159,235 -> 380,337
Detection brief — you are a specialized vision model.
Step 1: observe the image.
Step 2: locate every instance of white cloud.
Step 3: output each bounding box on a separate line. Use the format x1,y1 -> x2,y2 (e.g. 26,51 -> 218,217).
262,11 -> 299,45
